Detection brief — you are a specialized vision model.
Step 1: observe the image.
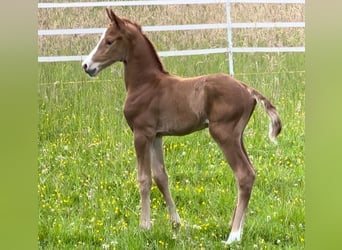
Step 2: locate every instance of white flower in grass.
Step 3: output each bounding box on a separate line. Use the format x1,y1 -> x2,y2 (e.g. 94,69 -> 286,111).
101,243 -> 109,250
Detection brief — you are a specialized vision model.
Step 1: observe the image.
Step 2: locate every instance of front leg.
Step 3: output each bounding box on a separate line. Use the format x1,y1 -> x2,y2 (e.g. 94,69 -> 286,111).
134,131 -> 153,229
151,137 -> 181,226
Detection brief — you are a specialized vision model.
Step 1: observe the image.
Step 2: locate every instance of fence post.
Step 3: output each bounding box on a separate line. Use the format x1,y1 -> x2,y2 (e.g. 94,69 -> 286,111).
225,0 -> 234,76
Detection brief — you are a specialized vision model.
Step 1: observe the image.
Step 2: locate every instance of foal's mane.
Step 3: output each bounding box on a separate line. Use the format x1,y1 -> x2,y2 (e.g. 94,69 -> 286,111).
123,18 -> 168,74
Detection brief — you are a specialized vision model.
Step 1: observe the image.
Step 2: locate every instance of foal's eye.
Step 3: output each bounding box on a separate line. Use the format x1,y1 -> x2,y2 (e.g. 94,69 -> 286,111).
106,40 -> 113,46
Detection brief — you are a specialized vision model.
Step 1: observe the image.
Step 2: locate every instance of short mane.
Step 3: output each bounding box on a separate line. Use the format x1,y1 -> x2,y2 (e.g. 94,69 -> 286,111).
141,34 -> 169,74
123,18 -> 168,74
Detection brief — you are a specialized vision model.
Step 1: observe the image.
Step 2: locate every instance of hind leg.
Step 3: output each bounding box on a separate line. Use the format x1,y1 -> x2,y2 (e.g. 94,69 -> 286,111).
228,138 -> 252,228
209,122 -> 255,244
150,137 -> 181,226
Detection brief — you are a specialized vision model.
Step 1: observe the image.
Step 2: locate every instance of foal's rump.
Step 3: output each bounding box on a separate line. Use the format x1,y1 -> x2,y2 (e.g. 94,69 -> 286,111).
202,74 -> 256,122
202,73 -> 281,142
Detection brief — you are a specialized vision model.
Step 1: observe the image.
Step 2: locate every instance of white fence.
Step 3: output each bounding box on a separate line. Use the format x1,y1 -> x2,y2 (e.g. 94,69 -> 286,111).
38,0 -> 305,75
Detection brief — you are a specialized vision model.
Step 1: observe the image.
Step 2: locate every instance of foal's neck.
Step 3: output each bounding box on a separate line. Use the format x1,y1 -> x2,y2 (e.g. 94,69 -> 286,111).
124,33 -> 168,90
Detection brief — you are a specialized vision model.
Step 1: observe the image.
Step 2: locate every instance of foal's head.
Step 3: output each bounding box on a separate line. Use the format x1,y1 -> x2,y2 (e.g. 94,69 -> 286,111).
82,8 -> 140,77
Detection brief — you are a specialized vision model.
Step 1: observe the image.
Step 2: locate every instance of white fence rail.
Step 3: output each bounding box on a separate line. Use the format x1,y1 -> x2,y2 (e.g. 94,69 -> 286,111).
38,0 -> 305,8
38,0 -> 305,75
38,22 -> 305,36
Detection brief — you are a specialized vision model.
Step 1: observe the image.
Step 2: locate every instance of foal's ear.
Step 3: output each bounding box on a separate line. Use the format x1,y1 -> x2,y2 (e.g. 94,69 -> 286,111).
106,8 -> 124,29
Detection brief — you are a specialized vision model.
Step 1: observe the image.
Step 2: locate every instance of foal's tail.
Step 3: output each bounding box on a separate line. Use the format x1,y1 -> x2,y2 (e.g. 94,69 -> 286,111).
247,85 -> 282,144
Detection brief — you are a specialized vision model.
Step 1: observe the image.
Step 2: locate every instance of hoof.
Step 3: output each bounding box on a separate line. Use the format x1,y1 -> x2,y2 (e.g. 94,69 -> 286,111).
140,220 -> 152,230
222,231 -> 242,245
171,221 -> 181,230
170,212 -> 181,229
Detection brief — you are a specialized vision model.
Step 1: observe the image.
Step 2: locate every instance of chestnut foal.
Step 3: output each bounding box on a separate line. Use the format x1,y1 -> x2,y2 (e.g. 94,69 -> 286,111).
82,8 -> 281,244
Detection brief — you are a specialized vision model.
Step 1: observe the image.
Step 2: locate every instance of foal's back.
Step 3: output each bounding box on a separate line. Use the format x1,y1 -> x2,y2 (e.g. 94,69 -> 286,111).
164,72 -> 256,115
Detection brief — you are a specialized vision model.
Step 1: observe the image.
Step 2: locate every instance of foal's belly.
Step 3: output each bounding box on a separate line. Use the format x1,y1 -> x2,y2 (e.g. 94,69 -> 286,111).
156,115 -> 208,136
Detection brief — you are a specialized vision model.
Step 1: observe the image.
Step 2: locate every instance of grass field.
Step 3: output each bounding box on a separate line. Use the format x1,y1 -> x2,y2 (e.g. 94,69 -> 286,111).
38,2 -> 305,249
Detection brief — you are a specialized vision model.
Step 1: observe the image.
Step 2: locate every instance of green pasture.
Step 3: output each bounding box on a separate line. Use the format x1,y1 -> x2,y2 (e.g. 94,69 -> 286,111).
38,52 -> 304,249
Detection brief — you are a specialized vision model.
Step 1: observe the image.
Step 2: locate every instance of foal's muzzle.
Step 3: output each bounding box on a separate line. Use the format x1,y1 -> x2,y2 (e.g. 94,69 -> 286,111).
82,63 -> 98,77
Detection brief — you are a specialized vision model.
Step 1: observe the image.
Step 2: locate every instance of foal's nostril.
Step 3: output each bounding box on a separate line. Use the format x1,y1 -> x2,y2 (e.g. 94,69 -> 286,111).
83,63 -> 88,71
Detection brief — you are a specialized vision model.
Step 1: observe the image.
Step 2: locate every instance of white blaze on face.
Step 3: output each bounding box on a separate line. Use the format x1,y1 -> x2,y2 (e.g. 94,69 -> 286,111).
82,30 -> 107,76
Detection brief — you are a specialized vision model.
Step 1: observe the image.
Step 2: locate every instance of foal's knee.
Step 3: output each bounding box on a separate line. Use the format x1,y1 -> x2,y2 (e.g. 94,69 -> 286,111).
138,175 -> 152,195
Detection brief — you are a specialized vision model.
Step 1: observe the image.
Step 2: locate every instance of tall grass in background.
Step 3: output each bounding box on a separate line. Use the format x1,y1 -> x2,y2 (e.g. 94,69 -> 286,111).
38,2 -> 305,249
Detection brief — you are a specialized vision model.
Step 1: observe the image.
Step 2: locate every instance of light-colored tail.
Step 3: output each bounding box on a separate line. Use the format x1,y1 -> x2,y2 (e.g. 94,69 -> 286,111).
249,87 -> 282,144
